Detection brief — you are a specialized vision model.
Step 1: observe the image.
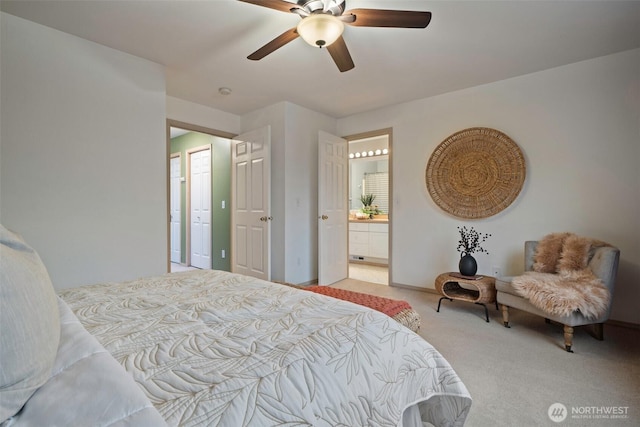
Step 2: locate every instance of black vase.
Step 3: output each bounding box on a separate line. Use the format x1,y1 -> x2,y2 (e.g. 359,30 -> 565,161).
459,254 -> 478,277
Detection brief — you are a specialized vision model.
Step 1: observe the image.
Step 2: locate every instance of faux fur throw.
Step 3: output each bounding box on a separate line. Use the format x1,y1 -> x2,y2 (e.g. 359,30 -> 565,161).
511,233 -> 611,319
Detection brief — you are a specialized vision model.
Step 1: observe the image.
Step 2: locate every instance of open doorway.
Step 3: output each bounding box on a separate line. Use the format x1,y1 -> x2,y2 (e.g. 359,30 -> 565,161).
166,120 -> 234,273
347,130 -> 391,285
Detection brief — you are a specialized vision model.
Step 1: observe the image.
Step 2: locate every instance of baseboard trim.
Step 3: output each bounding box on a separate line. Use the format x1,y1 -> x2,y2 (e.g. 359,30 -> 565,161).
606,319 -> 640,330
390,282 -> 438,294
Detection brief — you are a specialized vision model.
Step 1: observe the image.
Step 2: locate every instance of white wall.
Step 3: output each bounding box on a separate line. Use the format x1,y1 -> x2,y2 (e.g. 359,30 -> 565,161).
282,103 -> 337,284
338,49 -> 640,324
0,13 -> 167,288
241,102 -> 337,284
167,96 -> 240,135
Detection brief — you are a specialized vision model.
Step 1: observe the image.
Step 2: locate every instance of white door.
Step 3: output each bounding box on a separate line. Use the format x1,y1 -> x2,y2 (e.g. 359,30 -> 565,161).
231,126 -> 271,280
190,148 -> 212,269
318,131 -> 349,285
170,154 -> 181,263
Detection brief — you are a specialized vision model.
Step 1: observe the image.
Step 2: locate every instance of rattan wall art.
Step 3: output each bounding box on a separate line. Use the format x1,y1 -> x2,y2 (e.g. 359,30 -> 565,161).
425,127 -> 526,219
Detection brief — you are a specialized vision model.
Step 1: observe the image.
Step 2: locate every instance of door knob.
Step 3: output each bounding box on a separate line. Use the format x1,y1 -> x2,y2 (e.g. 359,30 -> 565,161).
320,215 -> 329,220
260,216 -> 267,222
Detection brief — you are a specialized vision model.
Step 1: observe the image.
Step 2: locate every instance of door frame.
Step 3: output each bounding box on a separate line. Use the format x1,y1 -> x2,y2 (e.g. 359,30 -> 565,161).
165,119 -> 235,272
343,128 -> 393,285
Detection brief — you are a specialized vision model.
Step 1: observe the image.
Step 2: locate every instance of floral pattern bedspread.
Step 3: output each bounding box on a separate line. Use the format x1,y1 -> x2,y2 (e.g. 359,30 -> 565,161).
59,270 -> 471,426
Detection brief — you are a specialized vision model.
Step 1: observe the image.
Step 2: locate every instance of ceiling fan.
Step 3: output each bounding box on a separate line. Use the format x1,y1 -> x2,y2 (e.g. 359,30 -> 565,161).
239,0 -> 432,72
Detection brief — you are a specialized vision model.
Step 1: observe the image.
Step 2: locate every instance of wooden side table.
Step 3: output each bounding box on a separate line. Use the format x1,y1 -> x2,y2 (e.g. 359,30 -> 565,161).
435,272 -> 498,322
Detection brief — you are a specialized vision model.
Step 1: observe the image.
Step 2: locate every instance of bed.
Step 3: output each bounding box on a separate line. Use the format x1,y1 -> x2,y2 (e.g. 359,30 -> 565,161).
1,225 -> 471,427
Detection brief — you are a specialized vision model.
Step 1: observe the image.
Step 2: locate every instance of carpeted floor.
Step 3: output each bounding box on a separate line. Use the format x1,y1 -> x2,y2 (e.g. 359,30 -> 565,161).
332,278 -> 640,427
170,262 -> 199,272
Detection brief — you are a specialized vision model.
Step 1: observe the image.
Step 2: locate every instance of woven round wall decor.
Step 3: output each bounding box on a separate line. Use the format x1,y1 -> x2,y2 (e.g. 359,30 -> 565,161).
425,127 -> 526,219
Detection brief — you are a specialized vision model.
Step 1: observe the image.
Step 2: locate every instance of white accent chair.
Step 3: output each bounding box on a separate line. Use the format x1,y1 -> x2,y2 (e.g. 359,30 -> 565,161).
496,241 -> 620,353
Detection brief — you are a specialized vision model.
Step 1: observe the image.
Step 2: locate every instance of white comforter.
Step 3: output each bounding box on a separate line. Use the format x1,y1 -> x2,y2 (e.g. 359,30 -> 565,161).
59,270 -> 471,426
3,298 -> 166,427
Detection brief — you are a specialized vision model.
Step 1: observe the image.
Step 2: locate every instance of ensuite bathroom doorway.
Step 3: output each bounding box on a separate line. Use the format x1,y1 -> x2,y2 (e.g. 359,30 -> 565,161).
347,131 -> 390,286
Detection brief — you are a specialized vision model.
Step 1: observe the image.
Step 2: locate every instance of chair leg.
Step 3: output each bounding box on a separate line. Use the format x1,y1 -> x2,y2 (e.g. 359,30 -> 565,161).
501,304 -> 511,328
563,325 -> 574,353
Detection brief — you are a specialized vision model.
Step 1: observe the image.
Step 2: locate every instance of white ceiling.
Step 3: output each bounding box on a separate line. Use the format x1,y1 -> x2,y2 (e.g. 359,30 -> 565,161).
2,0 -> 639,118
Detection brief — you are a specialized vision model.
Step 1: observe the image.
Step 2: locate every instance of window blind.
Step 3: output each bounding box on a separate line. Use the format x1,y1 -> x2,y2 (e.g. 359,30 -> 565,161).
363,172 -> 388,213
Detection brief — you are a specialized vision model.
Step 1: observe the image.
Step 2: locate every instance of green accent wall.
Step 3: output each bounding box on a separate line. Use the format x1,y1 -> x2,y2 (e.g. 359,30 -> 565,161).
170,132 -> 231,271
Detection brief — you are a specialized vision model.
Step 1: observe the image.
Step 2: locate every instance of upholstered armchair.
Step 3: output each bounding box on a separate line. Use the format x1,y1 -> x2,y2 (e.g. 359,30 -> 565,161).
496,240 -> 620,352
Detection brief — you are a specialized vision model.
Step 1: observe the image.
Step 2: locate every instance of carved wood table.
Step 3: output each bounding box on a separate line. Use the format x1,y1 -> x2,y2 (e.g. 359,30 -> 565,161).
435,272 -> 498,322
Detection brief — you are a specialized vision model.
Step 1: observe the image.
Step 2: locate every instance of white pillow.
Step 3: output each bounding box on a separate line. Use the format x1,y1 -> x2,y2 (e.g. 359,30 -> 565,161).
0,225 -> 60,422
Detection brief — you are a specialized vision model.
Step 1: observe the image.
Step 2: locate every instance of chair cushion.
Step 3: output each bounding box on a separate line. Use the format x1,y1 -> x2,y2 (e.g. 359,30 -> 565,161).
496,274 -> 606,326
495,276 -> 520,297
0,225 -> 60,422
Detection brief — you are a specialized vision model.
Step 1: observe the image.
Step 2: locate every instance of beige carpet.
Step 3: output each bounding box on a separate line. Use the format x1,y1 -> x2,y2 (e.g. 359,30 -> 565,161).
332,278 -> 640,427
170,263 -> 198,273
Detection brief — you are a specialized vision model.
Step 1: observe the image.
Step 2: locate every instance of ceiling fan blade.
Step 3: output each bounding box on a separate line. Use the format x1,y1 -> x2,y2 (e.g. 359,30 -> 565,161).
345,9 -> 432,28
338,14 -> 356,24
248,28 -> 299,60
327,36 -> 354,72
237,0 -> 297,14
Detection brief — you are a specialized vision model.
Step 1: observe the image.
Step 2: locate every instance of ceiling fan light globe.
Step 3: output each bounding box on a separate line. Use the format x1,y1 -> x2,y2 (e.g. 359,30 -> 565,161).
297,14 -> 344,48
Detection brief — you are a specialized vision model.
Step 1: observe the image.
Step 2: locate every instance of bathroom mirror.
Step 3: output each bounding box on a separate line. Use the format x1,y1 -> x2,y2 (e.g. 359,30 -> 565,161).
348,136 -> 389,214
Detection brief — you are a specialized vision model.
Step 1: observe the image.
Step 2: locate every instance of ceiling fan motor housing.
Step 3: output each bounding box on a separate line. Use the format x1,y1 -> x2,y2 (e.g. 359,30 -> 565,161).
297,0 -> 345,16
